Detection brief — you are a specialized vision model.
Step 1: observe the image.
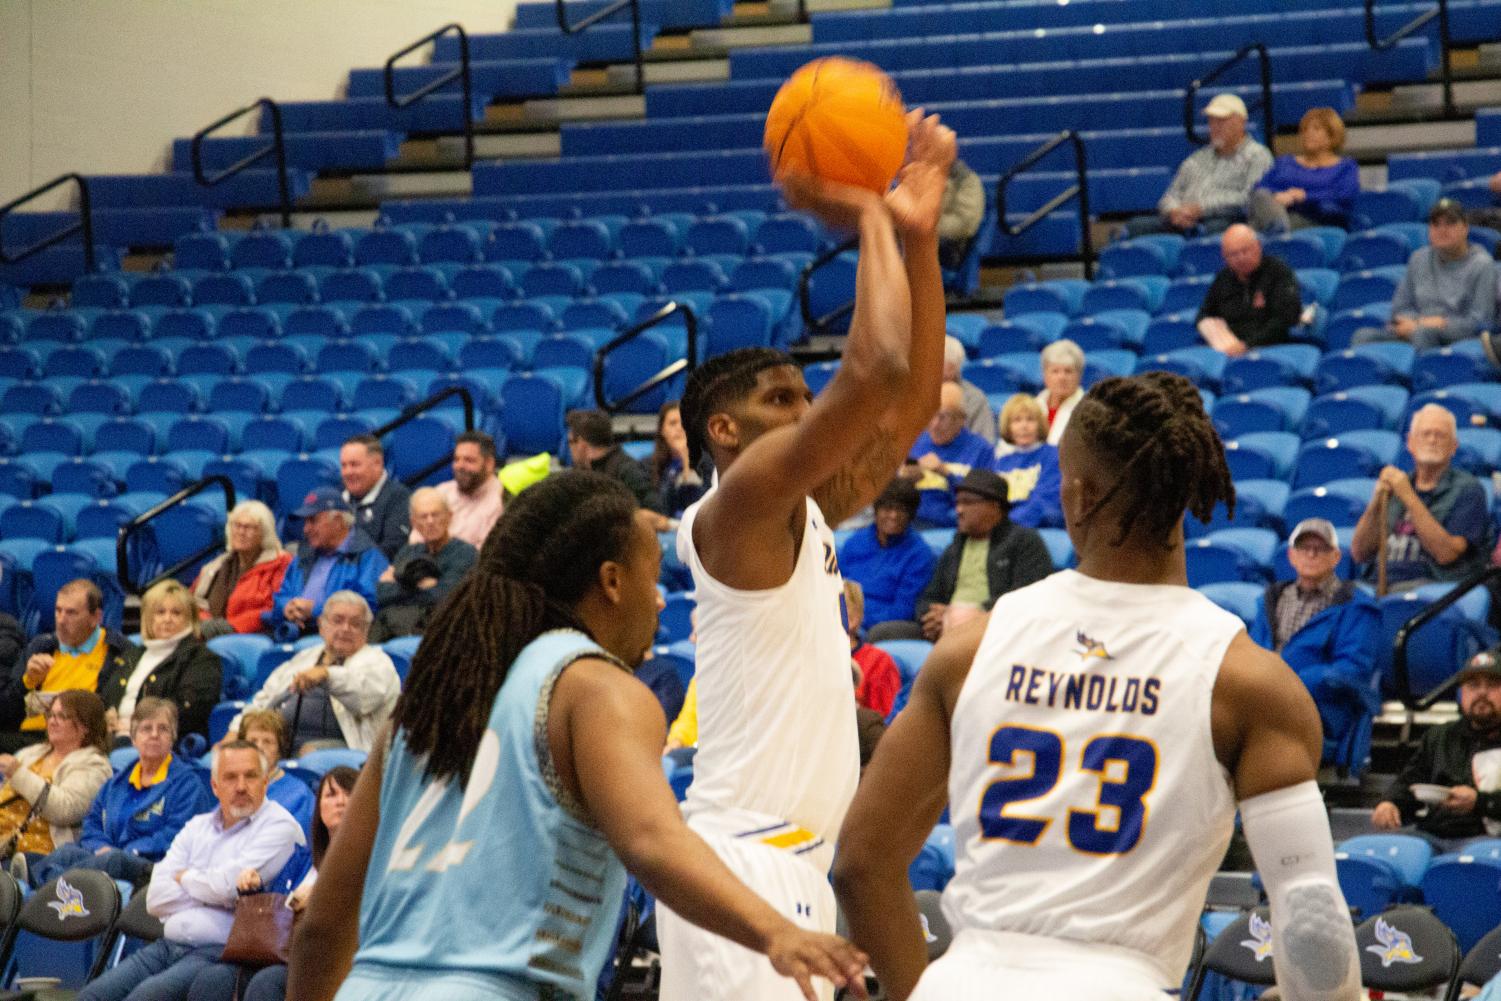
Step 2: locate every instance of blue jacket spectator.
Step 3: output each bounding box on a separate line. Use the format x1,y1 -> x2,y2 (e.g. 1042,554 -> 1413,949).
265,487 -> 387,643
840,480 -> 938,631
28,698 -> 212,887
1248,107 -> 1359,230
905,382 -> 993,528
992,394 -> 1062,529
1249,519 -> 1379,769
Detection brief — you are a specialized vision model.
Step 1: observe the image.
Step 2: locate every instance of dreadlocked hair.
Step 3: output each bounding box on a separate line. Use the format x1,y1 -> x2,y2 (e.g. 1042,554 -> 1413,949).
393,469 -> 639,784
679,347 -> 796,466
1070,372 -> 1235,548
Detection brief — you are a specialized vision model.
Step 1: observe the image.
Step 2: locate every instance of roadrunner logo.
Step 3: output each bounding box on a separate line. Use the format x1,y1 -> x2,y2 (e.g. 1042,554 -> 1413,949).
47,878 -> 89,921
1367,917 -> 1422,967
1073,631 -> 1112,662
1241,913 -> 1274,962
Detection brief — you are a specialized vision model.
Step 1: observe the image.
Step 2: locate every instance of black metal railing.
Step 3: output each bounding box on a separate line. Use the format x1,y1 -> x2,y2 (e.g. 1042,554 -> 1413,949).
0,174 -> 97,273
117,476 -> 237,595
191,98 -> 292,228
1184,43 -> 1274,150
1391,566 -> 1501,711
798,237 -> 859,338
372,385 -> 477,486
1365,0 -> 1454,117
386,24 -> 475,168
593,301 -> 699,412
995,130 -> 1093,280
556,0 -> 645,94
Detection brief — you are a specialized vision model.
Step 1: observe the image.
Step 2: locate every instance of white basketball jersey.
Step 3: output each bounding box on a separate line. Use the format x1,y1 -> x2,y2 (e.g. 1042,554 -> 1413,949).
677,488 -> 860,873
943,570 -> 1243,984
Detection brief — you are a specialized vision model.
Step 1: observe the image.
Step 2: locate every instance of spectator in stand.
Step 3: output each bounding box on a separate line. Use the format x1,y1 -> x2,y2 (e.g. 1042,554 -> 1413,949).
75,740 -> 304,1001
27,698 -> 213,888
0,690 -> 111,881
374,489 -> 477,640
187,765 -> 358,1001
265,488 -> 387,643
841,480 -> 939,640
1353,199 -> 1498,350
1352,404 -> 1490,589
0,581 -> 139,753
1035,339 -> 1085,446
991,394 -> 1062,529
945,336 -> 996,444
100,580 -> 220,744
902,382 -> 994,528
914,470 -> 1053,641
1371,650 -> 1501,849
567,409 -> 663,517
1125,94 -> 1273,237
845,582 -> 900,719
229,711 -> 314,833
0,615 -> 23,685
1248,107 -> 1360,232
192,501 -> 292,639
1196,224 -> 1304,355
409,430 -> 502,550
340,435 -> 411,561
650,402 -> 709,521
232,593 -> 398,758
1249,519 -> 1379,766
938,158 -> 985,271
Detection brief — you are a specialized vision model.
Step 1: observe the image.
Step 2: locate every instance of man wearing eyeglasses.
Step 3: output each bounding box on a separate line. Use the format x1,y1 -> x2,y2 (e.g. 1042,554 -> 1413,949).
1250,518 -> 1379,769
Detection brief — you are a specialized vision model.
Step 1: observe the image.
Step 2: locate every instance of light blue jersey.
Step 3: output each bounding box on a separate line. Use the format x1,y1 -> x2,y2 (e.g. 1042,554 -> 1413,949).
347,630 -> 629,1000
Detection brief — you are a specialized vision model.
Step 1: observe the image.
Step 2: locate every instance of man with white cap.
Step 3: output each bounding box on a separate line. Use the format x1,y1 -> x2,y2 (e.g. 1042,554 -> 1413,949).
1250,518 -> 1379,767
1125,93 -> 1273,237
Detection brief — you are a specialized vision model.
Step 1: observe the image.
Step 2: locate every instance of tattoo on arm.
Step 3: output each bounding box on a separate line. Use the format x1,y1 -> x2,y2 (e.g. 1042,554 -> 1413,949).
813,431 -> 911,527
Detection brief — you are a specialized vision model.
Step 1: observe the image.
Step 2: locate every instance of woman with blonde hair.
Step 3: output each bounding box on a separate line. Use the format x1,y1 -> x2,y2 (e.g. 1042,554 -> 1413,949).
100,580 -> 221,742
991,393 -> 1062,528
1250,107 -> 1359,231
0,689 -> 112,878
192,500 -> 292,638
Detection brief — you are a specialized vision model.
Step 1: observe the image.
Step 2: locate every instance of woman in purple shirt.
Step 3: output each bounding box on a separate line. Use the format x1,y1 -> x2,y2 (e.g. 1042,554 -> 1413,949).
1249,107 -> 1360,231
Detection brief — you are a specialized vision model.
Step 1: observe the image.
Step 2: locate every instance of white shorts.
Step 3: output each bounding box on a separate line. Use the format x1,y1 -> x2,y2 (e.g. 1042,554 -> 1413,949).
910,930 -> 1174,1001
657,828 -> 836,1001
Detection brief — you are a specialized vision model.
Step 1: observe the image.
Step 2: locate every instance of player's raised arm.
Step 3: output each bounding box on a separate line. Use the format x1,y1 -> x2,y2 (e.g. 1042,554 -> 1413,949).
287,729 -> 386,1001
832,615 -> 984,1001
1213,633 -> 1361,1001
560,658 -> 869,1001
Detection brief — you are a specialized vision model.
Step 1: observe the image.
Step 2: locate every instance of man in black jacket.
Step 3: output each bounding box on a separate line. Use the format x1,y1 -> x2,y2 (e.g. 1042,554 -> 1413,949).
340,434 -> 412,561
915,469 -> 1053,641
1195,224 -> 1303,356
566,410 -> 664,516
1372,649 -> 1501,848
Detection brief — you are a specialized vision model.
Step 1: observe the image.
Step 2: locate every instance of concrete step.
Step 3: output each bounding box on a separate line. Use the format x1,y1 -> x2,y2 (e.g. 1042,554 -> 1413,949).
1344,118 -> 1477,159
522,93 -> 646,123
439,131 -> 561,160
606,57 -> 730,85
1389,77 -> 1501,111
689,22 -> 811,49
347,170 -> 473,200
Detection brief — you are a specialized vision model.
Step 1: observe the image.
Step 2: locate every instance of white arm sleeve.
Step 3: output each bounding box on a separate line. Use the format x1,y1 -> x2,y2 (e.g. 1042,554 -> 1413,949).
1240,781 -> 1361,1001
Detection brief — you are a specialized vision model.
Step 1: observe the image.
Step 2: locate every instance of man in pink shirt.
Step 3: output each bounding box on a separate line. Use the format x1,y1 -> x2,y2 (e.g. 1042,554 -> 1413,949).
411,431 -> 503,550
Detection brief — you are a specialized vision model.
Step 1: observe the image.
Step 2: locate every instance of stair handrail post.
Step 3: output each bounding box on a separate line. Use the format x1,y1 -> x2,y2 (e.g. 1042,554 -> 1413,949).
555,0 -> 645,94
593,300 -> 699,412
190,97 -> 292,228
0,173 -> 97,273
994,130 -> 1093,280
383,24 -> 474,168
1364,0 -> 1452,116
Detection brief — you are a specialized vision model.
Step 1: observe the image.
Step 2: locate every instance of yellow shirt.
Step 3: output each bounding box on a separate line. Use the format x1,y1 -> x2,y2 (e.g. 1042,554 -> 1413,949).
24,628 -> 107,731
129,755 -> 171,790
667,678 -> 698,748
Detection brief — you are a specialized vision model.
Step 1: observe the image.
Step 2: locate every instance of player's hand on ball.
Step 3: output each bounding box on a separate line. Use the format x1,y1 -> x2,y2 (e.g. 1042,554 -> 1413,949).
766,926 -> 869,1001
885,109 -> 956,240
778,171 -> 889,234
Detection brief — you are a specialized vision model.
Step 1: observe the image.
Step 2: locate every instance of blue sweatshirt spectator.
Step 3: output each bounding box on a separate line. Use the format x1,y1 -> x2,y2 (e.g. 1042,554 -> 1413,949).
28,698 -> 212,887
905,382 -> 994,528
839,480 -> 938,631
992,394 -> 1063,529
266,488 -> 388,643
1248,108 -> 1360,231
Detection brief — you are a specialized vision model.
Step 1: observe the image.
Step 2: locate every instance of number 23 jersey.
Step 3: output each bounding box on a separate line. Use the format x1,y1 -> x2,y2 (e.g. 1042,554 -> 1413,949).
943,570 -> 1243,983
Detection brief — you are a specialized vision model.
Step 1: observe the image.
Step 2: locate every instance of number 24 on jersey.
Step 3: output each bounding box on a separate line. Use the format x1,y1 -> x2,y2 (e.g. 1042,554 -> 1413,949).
978,724 -> 1158,855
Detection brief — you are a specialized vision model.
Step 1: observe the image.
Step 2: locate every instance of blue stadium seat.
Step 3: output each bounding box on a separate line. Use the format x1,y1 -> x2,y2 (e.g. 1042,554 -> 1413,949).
1332,267 -> 1405,313
192,273 -> 255,308
548,220 -> 614,260
52,459 -> 118,500
1173,236 -> 1225,278
255,271 -> 319,307
705,295 -> 773,358
293,225 -> 354,268
1423,851 -> 1501,952
1224,432 -> 1299,482
232,230 -> 293,270
71,274 -> 131,309
319,268 -> 384,304
418,225 -> 483,266
274,455 -> 340,520
1412,343 -> 1494,392
355,227 -> 419,267
1221,344 -> 1319,393
1211,388 -> 1310,437
353,375 -> 420,411
1283,482 -> 1369,528
1335,230 -> 1410,271
450,264 -> 516,300
1002,279 -> 1086,317
0,501 -> 67,543
499,373 -> 566,456
1185,539 -> 1265,587
1099,235 -> 1181,278
1292,435 -> 1389,489
1037,528 -> 1074,570
1316,342 -> 1414,393
384,266 -> 449,304
125,457 -> 190,496
281,376 -> 345,413
486,222 -> 549,262
1196,581 -> 1262,625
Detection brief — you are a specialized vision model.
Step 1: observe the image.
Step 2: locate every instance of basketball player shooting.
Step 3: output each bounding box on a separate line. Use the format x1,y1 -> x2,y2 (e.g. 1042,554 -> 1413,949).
656,110 -> 955,1001
832,373 -> 1362,1001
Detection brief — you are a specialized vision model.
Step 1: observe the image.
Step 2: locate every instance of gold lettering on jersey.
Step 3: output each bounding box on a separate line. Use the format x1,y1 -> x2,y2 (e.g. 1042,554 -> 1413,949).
535,927 -> 584,954
1004,664 -> 1160,716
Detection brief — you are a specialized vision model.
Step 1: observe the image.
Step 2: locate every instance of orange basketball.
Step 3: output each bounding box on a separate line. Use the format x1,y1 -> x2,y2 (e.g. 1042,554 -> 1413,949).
763,57 -> 909,195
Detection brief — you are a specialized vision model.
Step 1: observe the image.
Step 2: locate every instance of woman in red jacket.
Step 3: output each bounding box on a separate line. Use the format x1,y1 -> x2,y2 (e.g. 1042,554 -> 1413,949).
192,500 -> 292,637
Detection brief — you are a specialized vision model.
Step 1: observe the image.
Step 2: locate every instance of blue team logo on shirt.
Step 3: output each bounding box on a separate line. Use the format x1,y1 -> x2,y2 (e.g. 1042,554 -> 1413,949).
1241,913 -> 1273,962
1073,631 -> 1112,662
1367,918 -> 1422,967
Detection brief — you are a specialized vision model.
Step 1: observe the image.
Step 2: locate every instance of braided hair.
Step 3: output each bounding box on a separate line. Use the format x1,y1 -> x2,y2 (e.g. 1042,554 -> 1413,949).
392,470 -> 639,784
679,347 -> 797,467
1068,372 -> 1235,548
